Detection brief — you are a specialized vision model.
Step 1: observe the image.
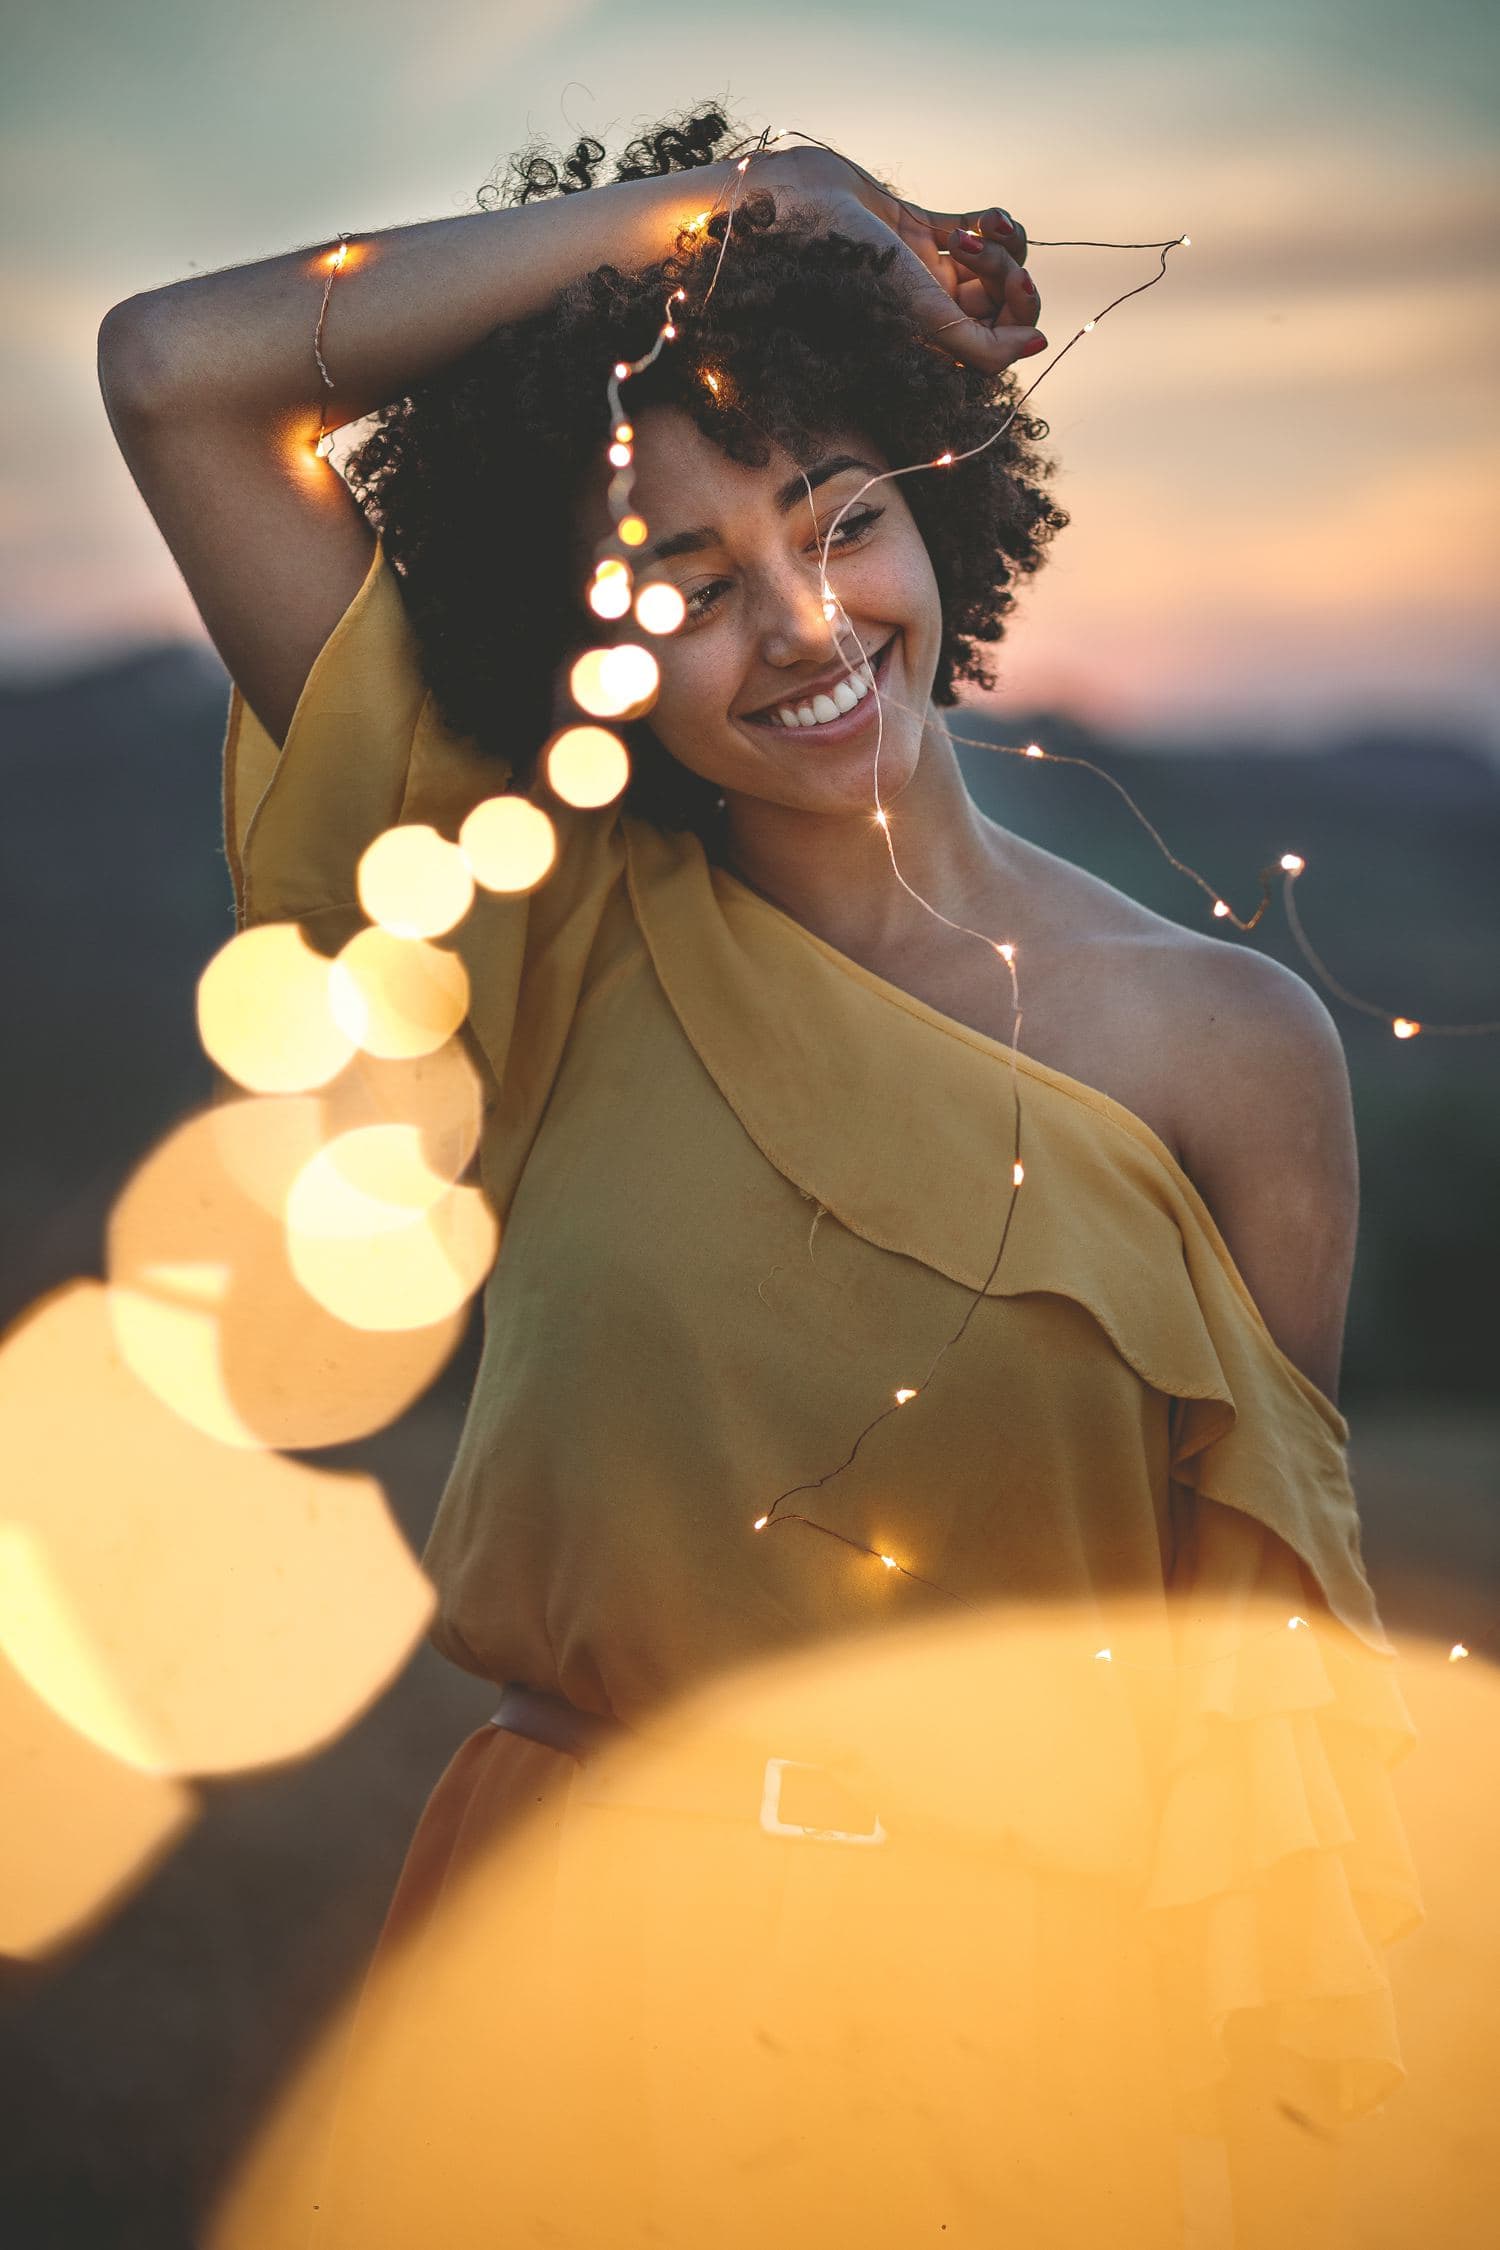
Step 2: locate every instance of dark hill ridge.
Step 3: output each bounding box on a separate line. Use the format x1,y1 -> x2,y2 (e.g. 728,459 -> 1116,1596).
3,642 -> 1498,1399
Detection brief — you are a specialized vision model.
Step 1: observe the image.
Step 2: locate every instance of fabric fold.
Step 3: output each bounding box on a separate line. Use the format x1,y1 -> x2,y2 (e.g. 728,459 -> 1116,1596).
215,539 -> 1425,2186
623,816 -> 1395,1657
220,536 -> 629,1204
1142,1495 -> 1423,2134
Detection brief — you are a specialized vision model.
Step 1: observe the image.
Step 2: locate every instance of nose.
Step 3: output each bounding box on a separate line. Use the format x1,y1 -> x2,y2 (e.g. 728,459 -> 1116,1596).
752,553 -> 838,672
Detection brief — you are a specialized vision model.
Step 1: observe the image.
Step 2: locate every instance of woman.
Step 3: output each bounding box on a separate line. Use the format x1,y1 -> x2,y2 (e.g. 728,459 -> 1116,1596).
99,103 -> 1421,2249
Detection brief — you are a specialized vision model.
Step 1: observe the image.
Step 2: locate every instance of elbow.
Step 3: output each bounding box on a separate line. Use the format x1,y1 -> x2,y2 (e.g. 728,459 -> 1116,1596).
97,294 -> 178,423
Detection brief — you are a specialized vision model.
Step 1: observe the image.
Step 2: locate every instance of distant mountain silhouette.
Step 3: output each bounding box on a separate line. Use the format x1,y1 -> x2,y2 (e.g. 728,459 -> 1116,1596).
4,642 -> 1497,1400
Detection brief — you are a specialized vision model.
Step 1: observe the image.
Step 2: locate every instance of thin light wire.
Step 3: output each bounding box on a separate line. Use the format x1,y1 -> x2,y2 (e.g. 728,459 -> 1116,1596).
312,232 -> 352,454
302,141 -> 1484,1677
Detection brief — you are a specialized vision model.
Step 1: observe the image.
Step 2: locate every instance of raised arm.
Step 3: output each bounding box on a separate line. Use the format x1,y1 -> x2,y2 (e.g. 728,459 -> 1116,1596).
95,151 -> 778,750
96,141 -> 1042,753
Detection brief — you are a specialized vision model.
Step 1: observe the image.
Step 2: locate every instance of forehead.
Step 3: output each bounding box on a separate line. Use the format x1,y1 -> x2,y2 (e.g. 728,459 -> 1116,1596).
578,403 -> 884,540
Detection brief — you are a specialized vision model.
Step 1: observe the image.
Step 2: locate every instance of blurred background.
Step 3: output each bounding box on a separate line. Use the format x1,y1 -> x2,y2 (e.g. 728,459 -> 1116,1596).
2,2 -> 1497,2242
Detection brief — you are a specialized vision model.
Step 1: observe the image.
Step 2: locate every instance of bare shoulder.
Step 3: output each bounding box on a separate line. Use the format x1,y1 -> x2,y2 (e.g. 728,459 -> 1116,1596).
1011,832 -> 1347,1139
1011,837 -> 1359,1402
1148,926 -> 1360,1405
1153,924 -> 1354,1145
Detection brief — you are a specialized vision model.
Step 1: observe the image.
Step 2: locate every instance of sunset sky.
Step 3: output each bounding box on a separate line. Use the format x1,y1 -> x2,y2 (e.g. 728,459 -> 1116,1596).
5,0 -> 1497,749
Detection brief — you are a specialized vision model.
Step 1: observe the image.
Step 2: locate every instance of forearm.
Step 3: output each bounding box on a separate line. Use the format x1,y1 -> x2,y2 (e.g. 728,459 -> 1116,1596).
97,156 -> 762,432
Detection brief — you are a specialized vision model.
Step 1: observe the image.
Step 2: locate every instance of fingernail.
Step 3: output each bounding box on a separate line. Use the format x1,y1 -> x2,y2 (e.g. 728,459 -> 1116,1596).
1020,333 -> 1047,356
1019,269 -> 1035,294
988,211 -> 1016,235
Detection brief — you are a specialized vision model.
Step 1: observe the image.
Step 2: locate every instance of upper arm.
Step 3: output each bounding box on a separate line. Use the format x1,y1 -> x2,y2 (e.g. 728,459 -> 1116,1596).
97,297 -> 376,752
1175,947 -> 1359,1406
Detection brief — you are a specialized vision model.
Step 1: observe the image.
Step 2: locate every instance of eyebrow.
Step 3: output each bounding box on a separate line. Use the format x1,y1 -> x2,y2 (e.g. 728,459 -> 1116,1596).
640,452 -> 880,566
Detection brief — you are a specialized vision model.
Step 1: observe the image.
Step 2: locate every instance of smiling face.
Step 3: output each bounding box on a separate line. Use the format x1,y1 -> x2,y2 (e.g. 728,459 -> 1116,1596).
571,405 -> 944,821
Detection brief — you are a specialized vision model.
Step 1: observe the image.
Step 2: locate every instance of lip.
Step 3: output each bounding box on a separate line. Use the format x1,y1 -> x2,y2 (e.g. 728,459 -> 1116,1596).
738,634 -> 898,743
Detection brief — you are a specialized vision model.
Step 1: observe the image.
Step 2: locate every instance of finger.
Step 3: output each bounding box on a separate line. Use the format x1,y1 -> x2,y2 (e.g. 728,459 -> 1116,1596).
946,226 -> 1041,325
946,272 -> 1027,331
981,206 -> 1029,266
925,304 -> 1048,374
951,251 -> 1040,329
887,216 -> 1045,371
918,200 -> 1029,269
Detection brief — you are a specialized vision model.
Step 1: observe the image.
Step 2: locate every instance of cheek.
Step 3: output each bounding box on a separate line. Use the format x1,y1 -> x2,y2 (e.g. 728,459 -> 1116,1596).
887,524 -> 941,618
835,523 -> 938,631
652,633 -> 739,732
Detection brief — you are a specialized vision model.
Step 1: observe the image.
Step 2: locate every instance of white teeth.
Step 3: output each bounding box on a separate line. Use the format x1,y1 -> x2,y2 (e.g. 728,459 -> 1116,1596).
767,645 -> 885,728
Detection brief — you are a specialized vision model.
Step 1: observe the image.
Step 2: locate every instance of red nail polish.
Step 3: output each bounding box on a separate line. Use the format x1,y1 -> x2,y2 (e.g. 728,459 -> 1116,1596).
1020,333 -> 1047,357
1019,270 -> 1035,292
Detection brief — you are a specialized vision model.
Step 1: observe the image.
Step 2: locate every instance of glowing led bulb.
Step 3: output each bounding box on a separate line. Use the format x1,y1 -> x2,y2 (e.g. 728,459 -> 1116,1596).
1287,1616 -> 1310,1631
1024,743 -> 1044,758
663,323 -> 677,340
879,1554 -> 897,1570
588,561 -> 632,620
874,810 -> 889,830
619,514 -> 648,546
614,421 -> 634,443
357,821 -> 474,938
1212,899 -> 1230,918
613,360 -> 630,379
1181,236 -> 1191,247
753,1514 -> 769,1530
1084,319 -> 1096,332
314,432 -> 334,460
1012,1160 -> 1024,1186
995,941 -> 1015,962
459,796 -> 557,893
894,1387 -> 917,1404
1280,853 -> 1305,873
1095,1648 -> 1112,1662
736,157 -> 749,171
634,581 -> 686,634
331,243 -> 348,268
570,642 -> 659,719
545,725 -> 630,808
1451,1643 -> 1469,1660
704,371 -> 720,394
1392,1017 -> 1421,1039
821,598 -> 837,620
672,290 -> 687,303
934,451 -> 954,467
608,442 -> 632,467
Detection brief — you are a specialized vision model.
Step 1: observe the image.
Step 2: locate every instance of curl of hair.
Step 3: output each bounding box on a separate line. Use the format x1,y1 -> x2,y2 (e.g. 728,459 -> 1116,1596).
343,100 -> 1070,848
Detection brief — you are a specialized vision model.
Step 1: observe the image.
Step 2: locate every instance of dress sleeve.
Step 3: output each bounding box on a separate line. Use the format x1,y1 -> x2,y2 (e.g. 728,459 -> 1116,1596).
222,535 -> 508,933
219,533 -> 628,1191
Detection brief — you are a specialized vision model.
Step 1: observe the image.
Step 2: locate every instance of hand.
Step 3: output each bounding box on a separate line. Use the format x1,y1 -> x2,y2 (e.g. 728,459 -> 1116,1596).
754,146 -> 1044,374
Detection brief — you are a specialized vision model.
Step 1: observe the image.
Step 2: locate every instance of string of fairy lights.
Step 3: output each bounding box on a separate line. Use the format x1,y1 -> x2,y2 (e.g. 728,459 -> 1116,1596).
294,126 -> 1482,1675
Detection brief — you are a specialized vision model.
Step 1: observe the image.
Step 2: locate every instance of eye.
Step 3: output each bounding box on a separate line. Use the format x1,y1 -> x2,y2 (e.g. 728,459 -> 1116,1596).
681,578 -> 726,622
681,505 -> 885,622
818,503 -> 884,560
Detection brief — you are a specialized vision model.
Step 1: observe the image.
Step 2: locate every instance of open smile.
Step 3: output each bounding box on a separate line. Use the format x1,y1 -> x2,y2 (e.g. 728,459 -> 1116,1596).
738,634 -> 899,744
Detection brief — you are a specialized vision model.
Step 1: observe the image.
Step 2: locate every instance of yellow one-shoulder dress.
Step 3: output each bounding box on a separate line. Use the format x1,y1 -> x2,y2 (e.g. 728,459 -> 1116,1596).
209,539 -> 1426,2250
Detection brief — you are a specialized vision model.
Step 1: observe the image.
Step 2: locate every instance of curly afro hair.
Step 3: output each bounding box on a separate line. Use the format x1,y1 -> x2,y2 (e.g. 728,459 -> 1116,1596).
342,100 -> 1070,849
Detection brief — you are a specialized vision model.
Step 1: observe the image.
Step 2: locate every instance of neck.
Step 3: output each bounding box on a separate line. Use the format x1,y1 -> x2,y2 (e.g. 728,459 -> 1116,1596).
720,704 -> 1007,960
